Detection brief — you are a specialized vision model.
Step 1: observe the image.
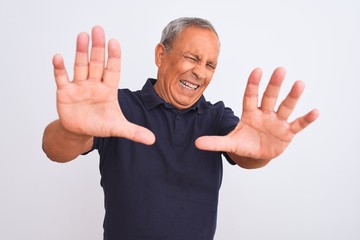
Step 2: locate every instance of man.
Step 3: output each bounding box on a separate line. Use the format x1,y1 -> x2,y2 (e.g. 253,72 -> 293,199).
42,17 -> 319,239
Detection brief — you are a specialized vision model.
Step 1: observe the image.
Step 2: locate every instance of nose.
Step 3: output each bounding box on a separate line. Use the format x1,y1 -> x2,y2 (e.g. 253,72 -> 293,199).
192,65 -> 206,80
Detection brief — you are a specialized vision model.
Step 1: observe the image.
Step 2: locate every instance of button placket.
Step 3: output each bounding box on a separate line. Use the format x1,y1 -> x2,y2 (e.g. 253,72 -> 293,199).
174,113 -> 186,143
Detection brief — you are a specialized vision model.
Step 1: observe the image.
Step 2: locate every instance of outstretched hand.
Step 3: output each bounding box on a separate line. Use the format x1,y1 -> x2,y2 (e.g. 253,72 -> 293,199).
195,67 -> 319,166
53,26 -> 155,145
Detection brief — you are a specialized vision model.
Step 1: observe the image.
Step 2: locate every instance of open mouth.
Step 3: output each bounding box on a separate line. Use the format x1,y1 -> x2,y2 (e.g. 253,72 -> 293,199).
179,80 -> 200,90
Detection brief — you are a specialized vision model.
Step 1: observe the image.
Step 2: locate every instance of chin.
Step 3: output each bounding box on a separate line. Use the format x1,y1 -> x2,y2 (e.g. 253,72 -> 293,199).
177,98 -> 199,109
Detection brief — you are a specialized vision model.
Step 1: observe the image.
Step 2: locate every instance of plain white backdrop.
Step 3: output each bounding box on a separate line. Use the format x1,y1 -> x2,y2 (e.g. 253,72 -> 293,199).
0,0 -> 359,239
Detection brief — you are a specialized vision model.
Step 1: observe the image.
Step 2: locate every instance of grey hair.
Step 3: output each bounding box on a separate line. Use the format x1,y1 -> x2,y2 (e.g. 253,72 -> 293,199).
160,17 -> 219,51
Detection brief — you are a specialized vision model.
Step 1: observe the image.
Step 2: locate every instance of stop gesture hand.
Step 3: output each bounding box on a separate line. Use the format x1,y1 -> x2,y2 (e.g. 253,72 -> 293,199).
53,26 -> 155,145
196,67 -> 319,168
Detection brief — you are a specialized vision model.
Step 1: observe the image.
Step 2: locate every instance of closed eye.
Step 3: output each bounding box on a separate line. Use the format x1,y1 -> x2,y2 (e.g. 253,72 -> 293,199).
185,56 -> 197,63
206,63 -> 216,70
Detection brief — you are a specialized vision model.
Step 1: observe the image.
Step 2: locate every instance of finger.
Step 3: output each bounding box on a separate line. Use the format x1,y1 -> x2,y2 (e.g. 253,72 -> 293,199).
117,121 -> 156,145
260,67 -> 286,112
195,135 -> 233,153
277,80 -> 305,120
88,26 -> 106,80
290,109 -> 320,134
53,54 -> 70,88
102,39 -> 121,88
243,68 -> 262,112
74,32 -> 90,81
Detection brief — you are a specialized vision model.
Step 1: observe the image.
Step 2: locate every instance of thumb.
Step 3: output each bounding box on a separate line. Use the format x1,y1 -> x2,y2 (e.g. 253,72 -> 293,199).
195,135 -> 233,152
115,121 -> 156,145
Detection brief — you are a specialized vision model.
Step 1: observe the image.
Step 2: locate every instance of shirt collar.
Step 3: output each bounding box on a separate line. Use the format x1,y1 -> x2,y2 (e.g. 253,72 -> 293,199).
140,78 -> 208,114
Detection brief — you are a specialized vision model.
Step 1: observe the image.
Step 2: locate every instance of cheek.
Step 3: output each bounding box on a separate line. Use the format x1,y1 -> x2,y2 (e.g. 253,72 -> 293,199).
165,65 -> 188,80
203,75 -> 213,87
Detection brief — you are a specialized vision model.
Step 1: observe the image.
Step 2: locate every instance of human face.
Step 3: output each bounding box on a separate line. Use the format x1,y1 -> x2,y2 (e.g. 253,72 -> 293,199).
154,27 -> 220,110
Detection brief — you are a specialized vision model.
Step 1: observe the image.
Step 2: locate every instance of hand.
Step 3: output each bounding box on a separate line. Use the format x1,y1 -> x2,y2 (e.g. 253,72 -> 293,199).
195,67 -> 319,165
53,26 -> 155,145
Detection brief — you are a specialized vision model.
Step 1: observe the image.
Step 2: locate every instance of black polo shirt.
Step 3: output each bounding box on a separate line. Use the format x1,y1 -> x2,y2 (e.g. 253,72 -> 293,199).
92,79 -> 239,240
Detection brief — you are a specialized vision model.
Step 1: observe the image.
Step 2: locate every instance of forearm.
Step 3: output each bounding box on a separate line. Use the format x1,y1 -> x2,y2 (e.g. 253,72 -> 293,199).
42,120 -> 93,163
227,153 -> 272,169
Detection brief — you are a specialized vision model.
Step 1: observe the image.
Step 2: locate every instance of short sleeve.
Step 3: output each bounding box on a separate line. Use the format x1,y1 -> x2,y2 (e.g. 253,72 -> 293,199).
217,105 -> 239,165
81,136 -> 103,155
217,106 -> 239,136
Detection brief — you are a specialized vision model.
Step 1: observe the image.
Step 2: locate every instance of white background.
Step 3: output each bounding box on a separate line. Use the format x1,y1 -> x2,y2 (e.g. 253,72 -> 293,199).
1,0 -> 359,239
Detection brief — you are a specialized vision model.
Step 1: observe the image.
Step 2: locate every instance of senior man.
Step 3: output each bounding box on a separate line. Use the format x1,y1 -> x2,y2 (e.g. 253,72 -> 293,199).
43,17 -> 319,240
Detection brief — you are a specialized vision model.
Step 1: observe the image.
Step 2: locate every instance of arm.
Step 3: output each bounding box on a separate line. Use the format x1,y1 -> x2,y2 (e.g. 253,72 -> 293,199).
196,67 -> 319,169
42,26 -> 155,163
227,154 -> 271,169
42,120 -> 93,163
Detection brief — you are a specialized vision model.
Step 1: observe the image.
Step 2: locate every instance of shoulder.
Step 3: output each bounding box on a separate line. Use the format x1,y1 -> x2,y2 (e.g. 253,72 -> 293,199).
117,88 -> 143,109
197,97 -> 233,117
198,97 -> 239,135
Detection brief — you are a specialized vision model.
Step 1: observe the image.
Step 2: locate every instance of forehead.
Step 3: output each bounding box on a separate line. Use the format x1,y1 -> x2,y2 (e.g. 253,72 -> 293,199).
172,27 -> 220,56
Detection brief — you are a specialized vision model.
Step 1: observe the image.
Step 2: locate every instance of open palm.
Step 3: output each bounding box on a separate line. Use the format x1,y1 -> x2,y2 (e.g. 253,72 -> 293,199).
196,67 -> 319,164
53,26 -> 155,144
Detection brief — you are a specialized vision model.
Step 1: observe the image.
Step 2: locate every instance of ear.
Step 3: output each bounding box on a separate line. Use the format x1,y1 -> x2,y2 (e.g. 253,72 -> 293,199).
155,43 -> 166,67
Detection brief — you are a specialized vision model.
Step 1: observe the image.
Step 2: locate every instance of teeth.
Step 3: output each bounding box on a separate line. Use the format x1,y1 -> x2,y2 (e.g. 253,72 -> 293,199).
180,80 -> 199,90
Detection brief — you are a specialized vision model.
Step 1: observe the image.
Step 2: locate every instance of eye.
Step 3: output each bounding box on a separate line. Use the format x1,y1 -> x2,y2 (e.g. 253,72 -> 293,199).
185,56 -> 197,63
206,63 -> 216,70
